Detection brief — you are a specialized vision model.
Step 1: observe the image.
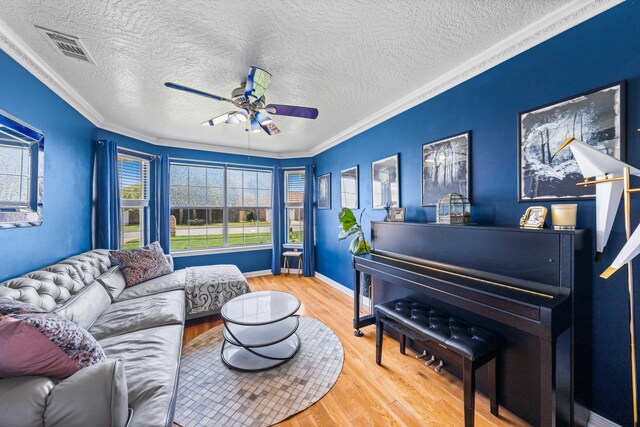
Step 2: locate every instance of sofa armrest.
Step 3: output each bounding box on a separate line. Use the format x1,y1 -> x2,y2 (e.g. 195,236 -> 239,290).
165,254 -> 174,272
0,376 -> 56,427
44,359 -> 129,427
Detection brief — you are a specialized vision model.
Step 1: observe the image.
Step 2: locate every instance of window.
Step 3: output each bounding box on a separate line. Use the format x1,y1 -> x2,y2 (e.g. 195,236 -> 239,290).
118,153 -> 150,249
0,143 -> 32,208
285,170 -> 305,243
169,163 -> 272,252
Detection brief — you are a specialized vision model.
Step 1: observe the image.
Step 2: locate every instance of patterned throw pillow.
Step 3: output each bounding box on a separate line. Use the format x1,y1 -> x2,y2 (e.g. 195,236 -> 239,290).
142,241 -> 165,253
0,311 -> 106,379
0,298 -> 45,316
109,246 -> 172,287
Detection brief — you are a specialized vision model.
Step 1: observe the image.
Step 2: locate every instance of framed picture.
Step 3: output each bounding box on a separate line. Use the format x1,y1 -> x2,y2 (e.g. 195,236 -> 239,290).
422,132 -> 470,206
340,166 -> 359,209
390,207 -> 406,222
372,154 -> 400,209
519,82 -> 625,201
318,173 -> 331,209
520,206 -> 548,229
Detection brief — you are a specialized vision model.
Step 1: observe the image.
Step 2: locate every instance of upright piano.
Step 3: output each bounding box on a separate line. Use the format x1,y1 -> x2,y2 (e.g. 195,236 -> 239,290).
353,222 -> 591,427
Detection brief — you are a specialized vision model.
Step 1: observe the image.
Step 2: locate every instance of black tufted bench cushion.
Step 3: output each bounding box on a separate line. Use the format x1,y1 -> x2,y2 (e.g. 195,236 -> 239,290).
375,298 -> 501,427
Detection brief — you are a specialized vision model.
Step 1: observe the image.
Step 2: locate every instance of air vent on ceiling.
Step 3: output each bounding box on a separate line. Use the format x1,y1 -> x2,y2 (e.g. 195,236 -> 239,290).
35,26 -> 95,64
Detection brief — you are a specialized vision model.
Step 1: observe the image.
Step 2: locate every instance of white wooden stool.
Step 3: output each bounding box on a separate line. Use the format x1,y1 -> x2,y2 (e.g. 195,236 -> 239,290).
283,251 -> 303,276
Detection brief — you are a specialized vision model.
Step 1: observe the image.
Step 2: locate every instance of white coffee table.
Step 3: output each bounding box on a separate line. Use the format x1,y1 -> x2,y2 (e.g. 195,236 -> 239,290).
220,290 -> 301,371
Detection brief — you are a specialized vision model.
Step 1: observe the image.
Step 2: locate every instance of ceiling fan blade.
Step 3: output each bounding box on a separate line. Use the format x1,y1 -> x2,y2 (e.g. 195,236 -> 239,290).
164,82 -> 233,103
244,67 -> 272,100
201,111 -> 237,126
265,104 -> 319,119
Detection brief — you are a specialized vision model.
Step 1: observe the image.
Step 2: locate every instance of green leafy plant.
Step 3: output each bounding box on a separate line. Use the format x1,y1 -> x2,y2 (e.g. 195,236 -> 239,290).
338,208 -> 371,255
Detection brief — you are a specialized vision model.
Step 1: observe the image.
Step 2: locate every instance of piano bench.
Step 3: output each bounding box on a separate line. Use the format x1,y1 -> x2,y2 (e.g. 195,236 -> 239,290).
374,298 -> 501,427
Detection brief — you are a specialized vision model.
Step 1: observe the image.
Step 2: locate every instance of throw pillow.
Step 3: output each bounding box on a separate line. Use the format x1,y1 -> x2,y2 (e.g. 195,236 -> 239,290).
0,311 -> 106,379
97,267 -> 127,301
109,248 -> 172,287
142,241 -> 164,253
0,298 -> 44,316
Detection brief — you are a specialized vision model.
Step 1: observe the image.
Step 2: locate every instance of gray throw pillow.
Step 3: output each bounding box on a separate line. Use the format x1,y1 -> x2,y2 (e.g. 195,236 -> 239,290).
96,267 -> 127,301
109,248 -> 172,287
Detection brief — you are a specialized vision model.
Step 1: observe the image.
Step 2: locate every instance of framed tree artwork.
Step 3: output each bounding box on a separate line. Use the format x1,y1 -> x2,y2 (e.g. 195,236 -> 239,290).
371,154 -> 399,209
318,173 -> 331,209
340,166 -> 358,209
422,132 -> 470,206
519,81 -> 625,201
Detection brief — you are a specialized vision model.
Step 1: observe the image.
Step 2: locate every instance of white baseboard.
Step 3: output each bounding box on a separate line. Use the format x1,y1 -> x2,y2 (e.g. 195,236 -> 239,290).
588,412 -> 621,427
243,269 -> 272,278
314,271 -> 370,309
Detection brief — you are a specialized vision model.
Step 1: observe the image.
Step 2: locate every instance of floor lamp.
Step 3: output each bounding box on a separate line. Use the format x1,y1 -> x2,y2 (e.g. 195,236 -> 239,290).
555,137 -> 640,426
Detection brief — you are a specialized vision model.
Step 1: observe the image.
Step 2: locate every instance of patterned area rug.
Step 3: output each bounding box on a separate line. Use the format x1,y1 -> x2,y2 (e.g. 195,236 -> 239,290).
174,316 -> 344,426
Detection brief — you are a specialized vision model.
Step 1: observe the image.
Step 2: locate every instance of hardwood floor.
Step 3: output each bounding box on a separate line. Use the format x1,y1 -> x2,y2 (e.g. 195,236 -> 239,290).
183,274 -> 530,427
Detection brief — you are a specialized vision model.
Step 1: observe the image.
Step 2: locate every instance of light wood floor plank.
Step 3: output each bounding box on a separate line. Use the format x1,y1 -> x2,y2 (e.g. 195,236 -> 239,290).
183,275 -> 530,426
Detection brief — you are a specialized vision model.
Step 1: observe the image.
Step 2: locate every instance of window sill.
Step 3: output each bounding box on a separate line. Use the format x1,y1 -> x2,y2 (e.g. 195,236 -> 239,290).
171,244 -> 273,258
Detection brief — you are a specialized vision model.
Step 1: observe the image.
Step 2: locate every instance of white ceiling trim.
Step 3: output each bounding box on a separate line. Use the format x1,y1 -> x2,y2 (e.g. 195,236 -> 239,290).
0,0 -> 623,159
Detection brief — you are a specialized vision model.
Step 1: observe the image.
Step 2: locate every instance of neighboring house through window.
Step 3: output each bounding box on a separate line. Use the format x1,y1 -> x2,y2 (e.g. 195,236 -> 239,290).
117,152 -> 150,249
169,163 -> 272,252
284,170 -> 305,243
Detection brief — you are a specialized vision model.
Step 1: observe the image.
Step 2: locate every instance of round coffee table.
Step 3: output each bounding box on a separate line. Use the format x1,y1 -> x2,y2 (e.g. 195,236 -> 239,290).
220,290 -> 301,371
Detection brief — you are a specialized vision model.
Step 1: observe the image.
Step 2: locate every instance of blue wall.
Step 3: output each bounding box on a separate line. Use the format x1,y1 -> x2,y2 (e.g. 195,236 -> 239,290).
0,50 -> 95,281
96,129 -> 311,273
313,2 -> 639,424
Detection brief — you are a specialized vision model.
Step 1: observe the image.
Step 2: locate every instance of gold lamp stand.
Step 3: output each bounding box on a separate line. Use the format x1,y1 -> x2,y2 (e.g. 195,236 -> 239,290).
580,166 -> 638,426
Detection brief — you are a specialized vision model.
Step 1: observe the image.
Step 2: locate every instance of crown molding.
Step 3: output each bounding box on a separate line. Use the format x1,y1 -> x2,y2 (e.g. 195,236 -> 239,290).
0,17 -> 104,126
307,0 -> 624,157
0,0 -> 623,159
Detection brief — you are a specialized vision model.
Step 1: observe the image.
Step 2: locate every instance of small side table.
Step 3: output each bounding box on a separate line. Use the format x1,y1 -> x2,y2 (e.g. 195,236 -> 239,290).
283,251 -> 303,276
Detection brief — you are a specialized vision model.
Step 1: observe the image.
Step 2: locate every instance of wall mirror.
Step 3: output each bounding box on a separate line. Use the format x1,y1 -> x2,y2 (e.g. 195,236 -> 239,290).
0,109 -> 44,228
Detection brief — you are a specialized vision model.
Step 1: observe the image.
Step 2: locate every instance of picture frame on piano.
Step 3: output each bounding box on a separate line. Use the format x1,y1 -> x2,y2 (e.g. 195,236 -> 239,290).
390,207 -> 406,222
519,206 -> 548,228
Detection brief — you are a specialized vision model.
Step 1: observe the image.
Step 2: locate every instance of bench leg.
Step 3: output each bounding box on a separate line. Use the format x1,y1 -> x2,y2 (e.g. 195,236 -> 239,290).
297,256 -> 302,277
375,317 -> 384,365
399,333 -> 406,355
463,357 -> 475,427
487,356 -> 499,416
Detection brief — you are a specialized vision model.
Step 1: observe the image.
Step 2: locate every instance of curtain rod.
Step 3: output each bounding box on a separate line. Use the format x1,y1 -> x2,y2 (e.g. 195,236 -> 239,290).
169,156 -> 274,169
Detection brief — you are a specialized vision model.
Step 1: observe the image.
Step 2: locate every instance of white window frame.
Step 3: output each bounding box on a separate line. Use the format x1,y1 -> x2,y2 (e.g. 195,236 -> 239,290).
284,169 -> 305,244
169,162 -> 273,256
117,151 -> 150,249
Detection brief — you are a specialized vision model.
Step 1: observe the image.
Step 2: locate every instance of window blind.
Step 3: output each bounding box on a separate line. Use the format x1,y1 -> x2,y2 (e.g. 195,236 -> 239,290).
285,170 -> 305,206
118,154 -> 150,206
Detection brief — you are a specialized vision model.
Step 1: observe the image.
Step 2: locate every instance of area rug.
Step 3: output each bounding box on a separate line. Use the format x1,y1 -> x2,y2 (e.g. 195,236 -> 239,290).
174,316 -> 344,426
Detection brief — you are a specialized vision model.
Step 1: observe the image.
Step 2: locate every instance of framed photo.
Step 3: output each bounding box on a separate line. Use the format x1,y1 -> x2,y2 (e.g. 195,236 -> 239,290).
422,132 -> 470,206
318,173 -> 331,209
519,82 -> 625,201
372,154 -> 400,209
520,206 -> 548,229
390,207 -> 406,222
340,166 -> 359,209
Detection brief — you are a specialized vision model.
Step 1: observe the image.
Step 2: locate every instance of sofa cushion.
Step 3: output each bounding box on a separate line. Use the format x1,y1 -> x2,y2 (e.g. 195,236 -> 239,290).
0,376 -> 56,427
97,267 -> 127,301
109,248 -> 173,287
61,249 -> 112,286
54,282 -> 112,330
44,359 -> 129,427
0,312 -> 106,379
0,263 -> 87,311
115,269 -> 185,302
99,324 -> 183,427
89,290 -> 184,340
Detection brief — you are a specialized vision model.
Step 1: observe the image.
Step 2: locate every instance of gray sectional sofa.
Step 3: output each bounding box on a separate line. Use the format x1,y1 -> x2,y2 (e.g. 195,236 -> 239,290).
0,249 -> 187,427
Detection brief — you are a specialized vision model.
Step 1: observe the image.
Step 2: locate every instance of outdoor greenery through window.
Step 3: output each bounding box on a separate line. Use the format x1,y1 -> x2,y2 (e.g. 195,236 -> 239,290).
118,153 -> 150,249
285,170 -> 304,243
170,163 -> 272,252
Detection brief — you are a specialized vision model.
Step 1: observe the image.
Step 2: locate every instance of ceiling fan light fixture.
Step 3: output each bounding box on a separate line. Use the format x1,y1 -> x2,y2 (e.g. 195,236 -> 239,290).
250,118 -> 262,133
225,114 -> 241,125
235,109 -> 249,122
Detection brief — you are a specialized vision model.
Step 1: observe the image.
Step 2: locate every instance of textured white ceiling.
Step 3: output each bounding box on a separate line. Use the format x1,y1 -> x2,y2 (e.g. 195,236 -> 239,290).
0,1 -> 595,156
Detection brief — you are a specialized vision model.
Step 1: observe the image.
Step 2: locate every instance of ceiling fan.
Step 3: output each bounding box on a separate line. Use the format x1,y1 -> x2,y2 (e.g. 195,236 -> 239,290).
164,66 -> 319,136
